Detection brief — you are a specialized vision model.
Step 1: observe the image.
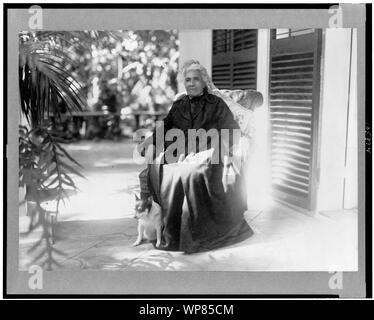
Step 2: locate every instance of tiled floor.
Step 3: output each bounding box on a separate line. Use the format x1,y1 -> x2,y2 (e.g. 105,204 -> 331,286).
19,141 -> 358,271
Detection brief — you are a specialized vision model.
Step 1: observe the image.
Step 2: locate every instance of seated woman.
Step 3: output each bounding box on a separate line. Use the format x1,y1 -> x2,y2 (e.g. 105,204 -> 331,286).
139,59 -> 254,253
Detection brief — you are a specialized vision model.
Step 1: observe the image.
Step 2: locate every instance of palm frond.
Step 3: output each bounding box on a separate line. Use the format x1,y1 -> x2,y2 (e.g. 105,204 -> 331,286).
19,52 -> 85,126
18,30 -> 115,269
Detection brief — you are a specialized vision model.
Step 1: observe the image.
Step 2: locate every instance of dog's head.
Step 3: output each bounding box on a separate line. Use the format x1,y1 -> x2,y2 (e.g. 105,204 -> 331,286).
134,194 -> 153,219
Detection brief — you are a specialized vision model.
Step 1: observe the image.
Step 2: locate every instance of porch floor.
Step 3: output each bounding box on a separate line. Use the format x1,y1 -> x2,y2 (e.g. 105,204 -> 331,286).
19,207 -> 358,272
19,140 -> 358,271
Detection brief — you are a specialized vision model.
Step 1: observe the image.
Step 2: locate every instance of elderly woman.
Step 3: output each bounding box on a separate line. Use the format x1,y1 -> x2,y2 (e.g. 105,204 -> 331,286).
141,59 -> 254,253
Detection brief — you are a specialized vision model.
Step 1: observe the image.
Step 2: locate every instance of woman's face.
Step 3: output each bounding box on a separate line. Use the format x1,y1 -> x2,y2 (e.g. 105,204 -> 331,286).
184,69 -> 205,97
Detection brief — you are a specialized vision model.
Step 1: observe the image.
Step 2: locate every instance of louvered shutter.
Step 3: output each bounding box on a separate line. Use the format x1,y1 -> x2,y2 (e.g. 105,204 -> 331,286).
269,30 -> 322,211
212,30 -> 257,90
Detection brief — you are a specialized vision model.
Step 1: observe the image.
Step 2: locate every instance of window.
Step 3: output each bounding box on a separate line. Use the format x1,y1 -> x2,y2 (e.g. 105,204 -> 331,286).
274,28 -> 315,40
212,29 -> 257,90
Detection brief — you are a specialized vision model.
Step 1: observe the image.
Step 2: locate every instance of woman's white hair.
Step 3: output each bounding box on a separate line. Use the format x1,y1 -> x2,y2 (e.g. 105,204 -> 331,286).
179,59 -> 217,92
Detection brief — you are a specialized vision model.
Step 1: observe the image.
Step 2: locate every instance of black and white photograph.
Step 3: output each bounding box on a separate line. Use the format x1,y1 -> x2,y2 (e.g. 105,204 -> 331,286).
4,4 -> 370,298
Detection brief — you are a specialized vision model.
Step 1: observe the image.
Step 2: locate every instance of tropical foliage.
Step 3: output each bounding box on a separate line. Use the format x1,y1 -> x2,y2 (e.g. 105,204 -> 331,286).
18,31 -> 103,269
19,125 -> 85,269
81,30 -> 179,114
19,30 -> 179,269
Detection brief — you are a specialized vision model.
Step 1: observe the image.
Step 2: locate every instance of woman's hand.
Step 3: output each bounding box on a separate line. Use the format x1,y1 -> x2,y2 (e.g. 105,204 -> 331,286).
222,155 -> 237,193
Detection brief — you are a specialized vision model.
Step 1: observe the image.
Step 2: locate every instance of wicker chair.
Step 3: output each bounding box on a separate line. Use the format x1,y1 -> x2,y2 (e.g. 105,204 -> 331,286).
210,89 -> 263,172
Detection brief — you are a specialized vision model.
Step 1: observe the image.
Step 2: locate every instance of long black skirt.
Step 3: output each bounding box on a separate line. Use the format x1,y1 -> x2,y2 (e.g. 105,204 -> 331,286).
147,150 -> 254,253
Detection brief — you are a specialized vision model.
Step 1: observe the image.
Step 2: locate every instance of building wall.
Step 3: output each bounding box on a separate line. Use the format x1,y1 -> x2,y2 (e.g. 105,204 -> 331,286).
343,29 -> 358,209
246,29 -> 272,209
316,28 -> 357,212
177,30 -> 212,92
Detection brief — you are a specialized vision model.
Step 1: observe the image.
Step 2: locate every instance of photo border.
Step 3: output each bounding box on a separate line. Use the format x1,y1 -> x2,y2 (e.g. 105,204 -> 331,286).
3,3 -> 371,298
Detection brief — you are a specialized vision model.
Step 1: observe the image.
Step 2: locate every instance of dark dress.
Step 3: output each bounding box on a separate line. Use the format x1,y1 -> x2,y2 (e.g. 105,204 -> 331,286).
146,88 -> 254,253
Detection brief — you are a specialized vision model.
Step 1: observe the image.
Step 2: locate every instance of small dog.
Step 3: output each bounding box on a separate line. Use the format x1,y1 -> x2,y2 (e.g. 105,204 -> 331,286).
133,194 -> 163,247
